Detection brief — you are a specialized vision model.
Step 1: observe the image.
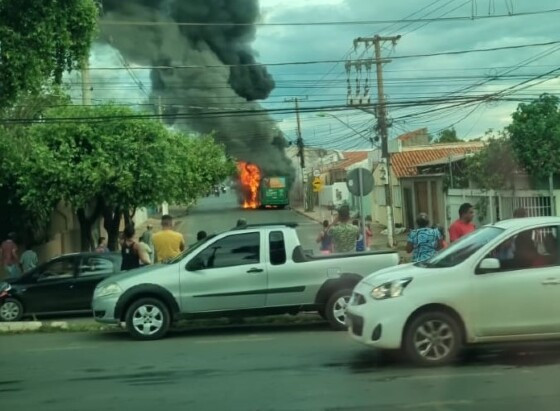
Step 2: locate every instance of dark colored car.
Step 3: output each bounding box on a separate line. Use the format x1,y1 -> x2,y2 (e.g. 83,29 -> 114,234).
0,252 -> 122,322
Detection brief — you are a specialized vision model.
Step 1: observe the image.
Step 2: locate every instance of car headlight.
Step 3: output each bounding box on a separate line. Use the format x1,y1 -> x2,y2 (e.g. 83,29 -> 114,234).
371,278 -> 412,300
95,283 -> 123,298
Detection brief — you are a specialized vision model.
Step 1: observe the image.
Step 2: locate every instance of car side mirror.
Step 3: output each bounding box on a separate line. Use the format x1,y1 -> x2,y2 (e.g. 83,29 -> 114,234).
186,257 -> 204,271
478,258 -> 501,274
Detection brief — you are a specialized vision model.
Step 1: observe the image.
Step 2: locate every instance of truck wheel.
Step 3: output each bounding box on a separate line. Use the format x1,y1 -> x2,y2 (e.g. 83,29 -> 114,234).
403,311 -> 462,366
125,298 -> 171,341
0,298 -> 24,322
325,289 -> 352,331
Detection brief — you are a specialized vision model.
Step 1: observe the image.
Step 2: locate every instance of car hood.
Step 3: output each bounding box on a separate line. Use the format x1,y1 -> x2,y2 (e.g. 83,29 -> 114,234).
360,263 -> 428,286
96,263 -> 172,289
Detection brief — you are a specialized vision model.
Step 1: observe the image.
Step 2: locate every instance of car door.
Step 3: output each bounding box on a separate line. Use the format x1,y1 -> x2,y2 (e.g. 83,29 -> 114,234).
180,231 -> 267,312
20,257 -> 78,314
472,225 -> 560,338
74,255 -> 119,310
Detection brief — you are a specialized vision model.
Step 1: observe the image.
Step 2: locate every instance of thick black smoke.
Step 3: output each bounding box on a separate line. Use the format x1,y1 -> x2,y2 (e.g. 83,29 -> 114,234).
100,0 -> 294,180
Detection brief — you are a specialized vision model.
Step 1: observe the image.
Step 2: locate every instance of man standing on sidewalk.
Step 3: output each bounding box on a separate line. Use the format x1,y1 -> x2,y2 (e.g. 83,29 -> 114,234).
153,215 -> 186,262
449,203 -> 476,243
140,224 -> 155,263
1,233 -> 20,279
328,205 -> 359,254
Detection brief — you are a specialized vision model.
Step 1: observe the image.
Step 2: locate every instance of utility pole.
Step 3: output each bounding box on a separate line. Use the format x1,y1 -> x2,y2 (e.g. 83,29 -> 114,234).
347,35 -> 400,247
157,95 -> 169,215
81,58 -> 92,105
286,97 -> 309,211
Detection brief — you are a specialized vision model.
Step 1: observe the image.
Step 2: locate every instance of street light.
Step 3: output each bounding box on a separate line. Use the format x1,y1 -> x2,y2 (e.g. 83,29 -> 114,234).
316,113 -> 379,148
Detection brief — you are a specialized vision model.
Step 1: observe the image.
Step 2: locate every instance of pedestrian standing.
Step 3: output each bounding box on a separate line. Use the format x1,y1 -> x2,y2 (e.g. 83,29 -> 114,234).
95,237 -> 110,253
316,220 -> 333,254
449,203 -> 476,243
140,224 -> 154,263
152,215 -> 186,262
407,213 -> 443,262
20,242 -> 38,273
121,225 -> 151,270
328,205 -> 359,254
1,232 -> 20,279
365,215 -> 374,250
353,219 -> 365,252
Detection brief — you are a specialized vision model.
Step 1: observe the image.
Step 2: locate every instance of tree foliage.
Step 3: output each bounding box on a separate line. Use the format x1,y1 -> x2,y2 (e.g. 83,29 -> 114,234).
1,104 -> 235,250
508,94 -> 560,180
433,127 -> 460,144
0,0 -> 98,109
465,134 -> 518,191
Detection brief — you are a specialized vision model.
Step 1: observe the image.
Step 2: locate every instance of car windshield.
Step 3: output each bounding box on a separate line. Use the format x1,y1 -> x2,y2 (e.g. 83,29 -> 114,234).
165,235 -> 216,264
417,226 -> 505,268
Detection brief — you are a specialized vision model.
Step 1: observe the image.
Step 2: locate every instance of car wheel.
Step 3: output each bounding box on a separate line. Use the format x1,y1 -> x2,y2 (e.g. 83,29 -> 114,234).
125,298 -> 171,341
404,311 -> 462,366
325,289 -> 352,331
0,298 -> 24,322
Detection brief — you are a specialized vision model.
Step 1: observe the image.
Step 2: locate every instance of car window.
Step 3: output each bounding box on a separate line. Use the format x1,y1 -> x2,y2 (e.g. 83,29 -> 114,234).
196,233 -> 260,269
419,226 -> 504,268
36,259 -> 75,281
79,257 -> 115,277
486,226 -> 559,272
269,231 -> 286,266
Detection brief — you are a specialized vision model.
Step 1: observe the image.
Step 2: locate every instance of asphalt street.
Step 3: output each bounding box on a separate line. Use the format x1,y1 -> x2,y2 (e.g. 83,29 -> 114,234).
3,325 -> 560,410
180,191 -> 321,252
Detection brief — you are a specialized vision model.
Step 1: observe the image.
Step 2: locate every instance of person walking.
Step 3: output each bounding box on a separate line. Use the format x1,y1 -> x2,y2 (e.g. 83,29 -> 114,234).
316,220 -> 333,254
449,203 -> 476,243
328,205 -> 359,253
139,224 -> 154,263
121,225 -> 151,271
152,215 -> 186,262
406,213 -> 444,262
1,232 -> 20,279
20,243 -> 38,273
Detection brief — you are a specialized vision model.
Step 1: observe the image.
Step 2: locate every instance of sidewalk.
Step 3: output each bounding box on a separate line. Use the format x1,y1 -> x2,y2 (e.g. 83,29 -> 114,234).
293,205 -> 410,261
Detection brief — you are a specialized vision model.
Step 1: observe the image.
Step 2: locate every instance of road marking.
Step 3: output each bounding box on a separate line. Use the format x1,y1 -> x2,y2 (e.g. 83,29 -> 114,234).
193,337 -> 274,344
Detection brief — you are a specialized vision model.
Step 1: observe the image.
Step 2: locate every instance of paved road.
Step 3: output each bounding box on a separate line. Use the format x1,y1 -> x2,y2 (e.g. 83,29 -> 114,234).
180,191 -> 321,252
3,326 -> 560,410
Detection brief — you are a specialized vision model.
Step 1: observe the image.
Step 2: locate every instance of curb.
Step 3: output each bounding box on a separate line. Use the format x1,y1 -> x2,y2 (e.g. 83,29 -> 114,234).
0,321 -> 69,333
293,208 -> 322,224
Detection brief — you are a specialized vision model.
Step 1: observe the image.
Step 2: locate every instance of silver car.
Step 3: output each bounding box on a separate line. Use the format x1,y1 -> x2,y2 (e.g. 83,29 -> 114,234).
93,223 -> 399,340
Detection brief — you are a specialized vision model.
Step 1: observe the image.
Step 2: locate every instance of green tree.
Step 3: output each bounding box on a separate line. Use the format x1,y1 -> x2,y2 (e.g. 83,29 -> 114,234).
433,127 -> 460,144
13,104 -> 234,250
508,94 -> 560,180
465,134 -> 518,190
0,0 -> 98,109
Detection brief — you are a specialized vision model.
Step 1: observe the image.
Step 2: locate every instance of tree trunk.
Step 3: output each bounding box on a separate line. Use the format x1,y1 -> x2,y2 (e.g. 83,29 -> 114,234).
103,205 -> 122,252
77,200 -> 104,252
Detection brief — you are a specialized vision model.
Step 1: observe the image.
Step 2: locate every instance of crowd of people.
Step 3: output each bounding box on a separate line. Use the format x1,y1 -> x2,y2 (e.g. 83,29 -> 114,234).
316,205 -> 374,254
1,233 -> 38,279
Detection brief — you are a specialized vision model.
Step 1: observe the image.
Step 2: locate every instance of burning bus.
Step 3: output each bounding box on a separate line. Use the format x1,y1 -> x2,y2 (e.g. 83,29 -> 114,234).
237,162 -> 289,209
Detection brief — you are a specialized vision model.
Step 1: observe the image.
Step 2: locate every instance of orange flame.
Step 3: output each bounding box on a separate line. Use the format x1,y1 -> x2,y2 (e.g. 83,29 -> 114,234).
237,161 -> 261,209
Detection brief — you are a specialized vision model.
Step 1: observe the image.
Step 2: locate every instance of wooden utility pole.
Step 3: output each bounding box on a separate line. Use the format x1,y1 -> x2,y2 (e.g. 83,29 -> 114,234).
348,35 -> 400,247
286,97 -> 309,211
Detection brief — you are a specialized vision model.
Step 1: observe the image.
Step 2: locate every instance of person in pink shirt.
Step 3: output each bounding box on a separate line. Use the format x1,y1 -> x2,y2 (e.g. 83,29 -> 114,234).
449,203 -> 476,243
1,232 -> 20,278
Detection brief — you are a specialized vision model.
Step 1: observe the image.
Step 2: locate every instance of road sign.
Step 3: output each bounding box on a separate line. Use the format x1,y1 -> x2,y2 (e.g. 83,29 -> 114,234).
313,169 -> 321,177
312,177 -> 323,192
346,168 -> 374,196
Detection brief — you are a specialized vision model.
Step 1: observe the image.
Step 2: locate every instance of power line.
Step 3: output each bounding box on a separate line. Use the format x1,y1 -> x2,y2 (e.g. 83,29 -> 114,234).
98,7 -> 560,27
85,40 -> 560,70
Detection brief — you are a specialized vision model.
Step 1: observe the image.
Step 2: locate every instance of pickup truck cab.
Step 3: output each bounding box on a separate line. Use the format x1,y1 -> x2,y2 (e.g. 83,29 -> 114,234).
93,223 -> 399,340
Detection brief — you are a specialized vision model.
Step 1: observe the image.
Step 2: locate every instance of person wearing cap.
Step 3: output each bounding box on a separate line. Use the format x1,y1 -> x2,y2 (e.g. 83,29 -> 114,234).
406,213 -> 444,262
140,224 -> 155,263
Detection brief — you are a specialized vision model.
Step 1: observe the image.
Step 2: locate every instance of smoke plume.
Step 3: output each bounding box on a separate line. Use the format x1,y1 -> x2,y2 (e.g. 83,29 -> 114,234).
100,0 -> 294,181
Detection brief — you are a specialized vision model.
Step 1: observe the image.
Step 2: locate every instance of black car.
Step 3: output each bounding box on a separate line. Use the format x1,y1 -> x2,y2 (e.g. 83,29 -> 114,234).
0,252 -> 122,322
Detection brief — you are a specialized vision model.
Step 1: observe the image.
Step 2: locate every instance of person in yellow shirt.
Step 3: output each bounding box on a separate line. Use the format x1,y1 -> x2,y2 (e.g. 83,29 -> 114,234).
152,215 -> 186,262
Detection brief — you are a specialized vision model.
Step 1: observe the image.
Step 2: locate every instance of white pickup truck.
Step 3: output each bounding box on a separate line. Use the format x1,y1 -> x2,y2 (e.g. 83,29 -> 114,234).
93,223 -> 399,339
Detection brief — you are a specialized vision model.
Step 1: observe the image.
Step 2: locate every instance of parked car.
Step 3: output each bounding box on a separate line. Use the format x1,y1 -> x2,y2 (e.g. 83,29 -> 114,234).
0,252 -> 122,322
347,217 -> 560,366
92,223 -> 399,340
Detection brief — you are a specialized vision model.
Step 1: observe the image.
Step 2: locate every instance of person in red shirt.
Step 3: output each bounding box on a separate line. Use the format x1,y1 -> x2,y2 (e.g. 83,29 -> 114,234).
449,203 -> 476,243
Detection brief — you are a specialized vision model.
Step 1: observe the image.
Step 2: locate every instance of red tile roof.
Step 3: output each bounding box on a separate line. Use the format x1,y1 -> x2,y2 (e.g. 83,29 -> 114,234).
391,143 -> 484,178
326,151 -> 369,171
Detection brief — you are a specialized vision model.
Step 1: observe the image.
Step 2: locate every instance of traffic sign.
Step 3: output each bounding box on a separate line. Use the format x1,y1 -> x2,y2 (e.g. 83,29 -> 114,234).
347,168 -> 374,196
312,177 -> 323,192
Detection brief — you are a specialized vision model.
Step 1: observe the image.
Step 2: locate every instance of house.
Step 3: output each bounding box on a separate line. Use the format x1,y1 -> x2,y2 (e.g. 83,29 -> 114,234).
372,141 -> 485,228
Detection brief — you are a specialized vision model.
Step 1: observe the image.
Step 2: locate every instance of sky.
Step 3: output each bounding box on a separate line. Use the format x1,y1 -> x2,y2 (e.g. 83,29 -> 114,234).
83,0 -> 560,151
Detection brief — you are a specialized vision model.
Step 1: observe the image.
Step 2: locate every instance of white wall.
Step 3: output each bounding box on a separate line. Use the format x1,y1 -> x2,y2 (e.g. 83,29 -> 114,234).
319,182 -> 350,208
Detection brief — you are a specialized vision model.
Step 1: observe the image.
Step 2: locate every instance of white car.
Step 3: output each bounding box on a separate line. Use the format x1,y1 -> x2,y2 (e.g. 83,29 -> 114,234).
347,217 -> 560,366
